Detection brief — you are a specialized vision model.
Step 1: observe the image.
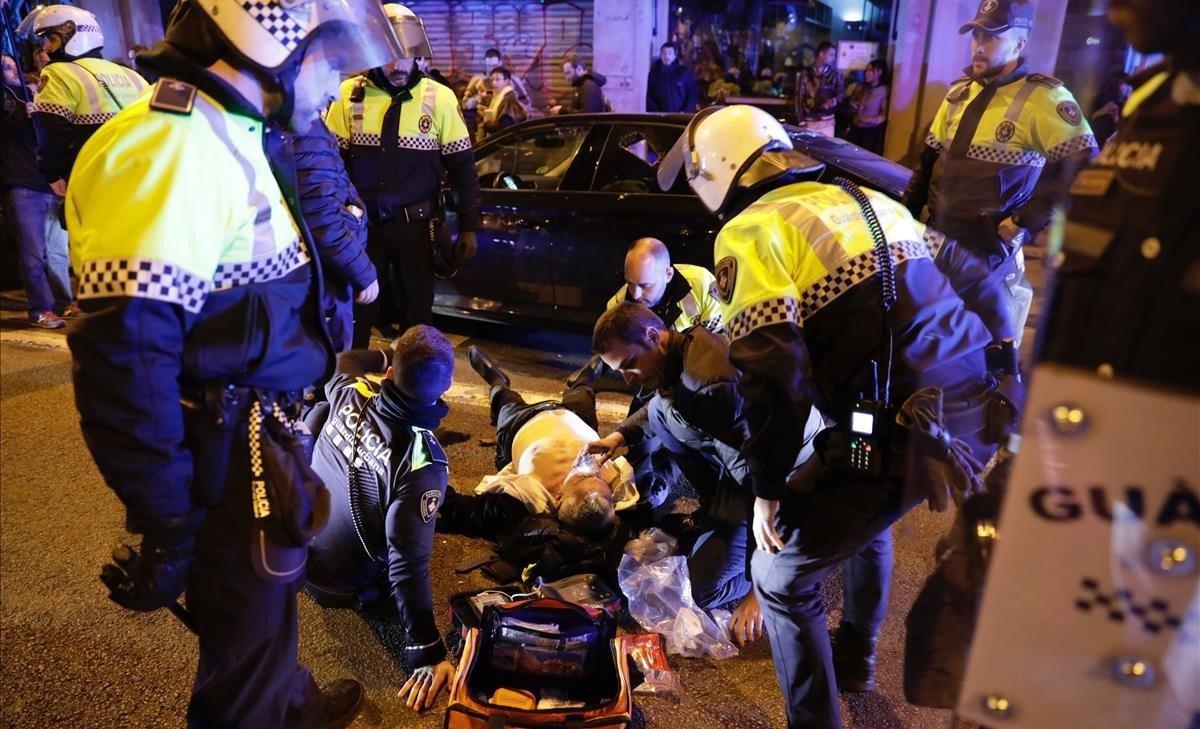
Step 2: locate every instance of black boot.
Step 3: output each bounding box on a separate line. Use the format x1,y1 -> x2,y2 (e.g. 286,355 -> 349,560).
565,354 -> 602,390
468,345 -> 510,389
321,678 -> 365,728
830,620 -> 877,693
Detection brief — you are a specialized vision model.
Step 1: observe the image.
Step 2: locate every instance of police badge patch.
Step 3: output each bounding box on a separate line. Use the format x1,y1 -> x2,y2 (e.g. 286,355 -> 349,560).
1056,101 -> 1082,126
995,120 -> 1016,143
418,114 -> 433,134
419,489 -> 441,523
713,257 -> 737,304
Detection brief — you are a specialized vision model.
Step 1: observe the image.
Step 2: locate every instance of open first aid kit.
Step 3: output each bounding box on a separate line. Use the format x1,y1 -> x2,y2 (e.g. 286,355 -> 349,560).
444,596 -> 635,728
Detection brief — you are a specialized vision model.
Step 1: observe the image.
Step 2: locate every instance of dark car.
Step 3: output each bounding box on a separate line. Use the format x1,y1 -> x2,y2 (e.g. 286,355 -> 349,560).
437,113 -> 912,329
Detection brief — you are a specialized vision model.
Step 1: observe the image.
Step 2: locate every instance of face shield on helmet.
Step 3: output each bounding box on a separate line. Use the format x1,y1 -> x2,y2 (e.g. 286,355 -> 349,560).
657,105 -> 825,215
383,4 -> 434,61
194,0 -> 403,75
31,5 -> 105,59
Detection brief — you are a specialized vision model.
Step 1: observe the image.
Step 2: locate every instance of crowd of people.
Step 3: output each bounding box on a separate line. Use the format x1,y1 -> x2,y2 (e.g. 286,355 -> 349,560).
2,0 -> 1195,726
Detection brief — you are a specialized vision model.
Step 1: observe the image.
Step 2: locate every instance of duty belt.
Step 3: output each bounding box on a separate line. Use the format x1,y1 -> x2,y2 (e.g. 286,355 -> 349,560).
384,200 -> 435,224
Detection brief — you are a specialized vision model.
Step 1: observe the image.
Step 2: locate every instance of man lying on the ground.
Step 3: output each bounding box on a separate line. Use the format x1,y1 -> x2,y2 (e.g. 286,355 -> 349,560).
437,346 -> 639,543
304,327 -> 457,711
588,303 -> 822,645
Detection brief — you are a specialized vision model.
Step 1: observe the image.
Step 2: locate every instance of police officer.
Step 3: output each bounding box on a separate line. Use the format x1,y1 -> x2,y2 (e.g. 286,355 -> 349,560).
903,0 -> 1097,344
607,237 -> 725,336
659,105 -> 1002,728
306,326 -> 457,712
1040,0 -> 1198,384
66,1 -> 403,725
28,5 -> 147,195
326,4 -> 481,348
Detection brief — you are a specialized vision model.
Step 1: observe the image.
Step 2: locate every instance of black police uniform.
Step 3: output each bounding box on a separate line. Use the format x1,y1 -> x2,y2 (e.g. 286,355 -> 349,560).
306,350 -> 450,670
327,69 -> 481,346
1040,62 -> 1200,389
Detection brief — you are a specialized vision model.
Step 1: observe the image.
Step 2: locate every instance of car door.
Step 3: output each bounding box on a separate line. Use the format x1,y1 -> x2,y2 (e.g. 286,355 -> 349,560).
549,122 -> 721,324
435,121 -> 595,323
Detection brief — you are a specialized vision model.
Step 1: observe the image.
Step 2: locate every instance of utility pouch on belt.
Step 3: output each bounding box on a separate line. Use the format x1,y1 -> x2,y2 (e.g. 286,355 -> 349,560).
248,398 -> 331,584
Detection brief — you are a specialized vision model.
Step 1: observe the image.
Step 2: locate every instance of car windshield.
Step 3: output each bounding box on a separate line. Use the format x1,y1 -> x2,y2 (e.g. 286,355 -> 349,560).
475,125 -> 591,191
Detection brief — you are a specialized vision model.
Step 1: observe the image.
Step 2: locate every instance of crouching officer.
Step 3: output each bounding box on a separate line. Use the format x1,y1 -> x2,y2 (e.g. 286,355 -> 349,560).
326,3 -> 482,347
66,1 -> 404,725
27,5 -> 147,195
306,326 -> 457,712
659,105 -> 1007,728
903,0 -> 1097,344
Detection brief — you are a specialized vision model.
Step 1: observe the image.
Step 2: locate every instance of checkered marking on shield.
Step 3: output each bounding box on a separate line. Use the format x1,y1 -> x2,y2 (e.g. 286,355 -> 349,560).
32,102 -> 73,120
1047,134 -> 1098,163
726,239 -> 932,340
241,1 -> 306,52
966,144 -> 1046,167
77,258 -> 211,313
397,135 -> 439,151
442,137 -> 473,154
212,237 -> 309,290
1074,577 -> 1196,637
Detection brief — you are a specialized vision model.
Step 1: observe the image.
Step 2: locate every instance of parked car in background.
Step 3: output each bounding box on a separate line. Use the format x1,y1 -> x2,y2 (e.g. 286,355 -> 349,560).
437,113 -> 912,330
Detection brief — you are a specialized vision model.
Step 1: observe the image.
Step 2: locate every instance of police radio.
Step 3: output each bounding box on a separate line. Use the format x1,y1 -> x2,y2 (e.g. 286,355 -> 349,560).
835,178 -> 898,478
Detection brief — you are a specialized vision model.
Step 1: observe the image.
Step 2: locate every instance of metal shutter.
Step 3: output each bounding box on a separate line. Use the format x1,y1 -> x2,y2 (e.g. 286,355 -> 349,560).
407,1 -> 595,113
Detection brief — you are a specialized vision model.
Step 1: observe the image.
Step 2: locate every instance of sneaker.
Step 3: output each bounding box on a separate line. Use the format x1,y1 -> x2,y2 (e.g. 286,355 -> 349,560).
30,311 -> 66,329
61,303 -> 83,319
321,678 -> 364,728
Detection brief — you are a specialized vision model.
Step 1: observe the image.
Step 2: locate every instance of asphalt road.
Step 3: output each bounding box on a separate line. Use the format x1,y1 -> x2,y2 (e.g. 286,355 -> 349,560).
0,315 -> 968,729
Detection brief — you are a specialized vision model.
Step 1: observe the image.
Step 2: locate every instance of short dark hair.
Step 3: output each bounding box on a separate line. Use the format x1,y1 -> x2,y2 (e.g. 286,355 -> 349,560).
592,302 -> 665,355
484,48 -> 501,59
562,53 -> 585,69
817,41 -> 836,54
391,325 -> 455,404
660,42 -> 678,54
490,66 -> 512,80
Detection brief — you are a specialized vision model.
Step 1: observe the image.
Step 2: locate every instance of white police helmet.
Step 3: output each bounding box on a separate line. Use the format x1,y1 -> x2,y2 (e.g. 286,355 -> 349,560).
33,5 -> 104,58
383,4 -> 433,60
658,105 -> 824,215
193,0 -> 403,74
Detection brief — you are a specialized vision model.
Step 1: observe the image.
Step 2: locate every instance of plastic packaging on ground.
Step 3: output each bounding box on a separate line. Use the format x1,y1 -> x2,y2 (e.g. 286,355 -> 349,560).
618,528 -> 739,660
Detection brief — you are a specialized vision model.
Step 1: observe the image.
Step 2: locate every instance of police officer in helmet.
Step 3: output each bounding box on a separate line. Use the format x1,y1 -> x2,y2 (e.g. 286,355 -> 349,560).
326,4 -> 482,348
27,5 -> 148,196
67,0 -> 403,725
659,105 -> 1007,728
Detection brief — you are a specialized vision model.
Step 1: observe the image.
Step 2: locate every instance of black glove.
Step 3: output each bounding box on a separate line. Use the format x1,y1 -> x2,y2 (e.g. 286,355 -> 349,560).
100,512 -> 204,612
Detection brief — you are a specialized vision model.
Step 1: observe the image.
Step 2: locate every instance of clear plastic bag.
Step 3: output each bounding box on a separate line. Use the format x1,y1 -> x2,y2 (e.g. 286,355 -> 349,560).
617,529 -> 739,660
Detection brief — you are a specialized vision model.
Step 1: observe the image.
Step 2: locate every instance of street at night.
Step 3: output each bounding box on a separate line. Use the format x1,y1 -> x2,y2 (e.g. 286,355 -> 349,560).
1,320 -> 966,728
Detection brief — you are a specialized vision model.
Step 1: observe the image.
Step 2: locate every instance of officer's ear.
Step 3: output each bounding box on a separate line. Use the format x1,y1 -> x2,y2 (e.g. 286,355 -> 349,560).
385,365 -> 395,383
